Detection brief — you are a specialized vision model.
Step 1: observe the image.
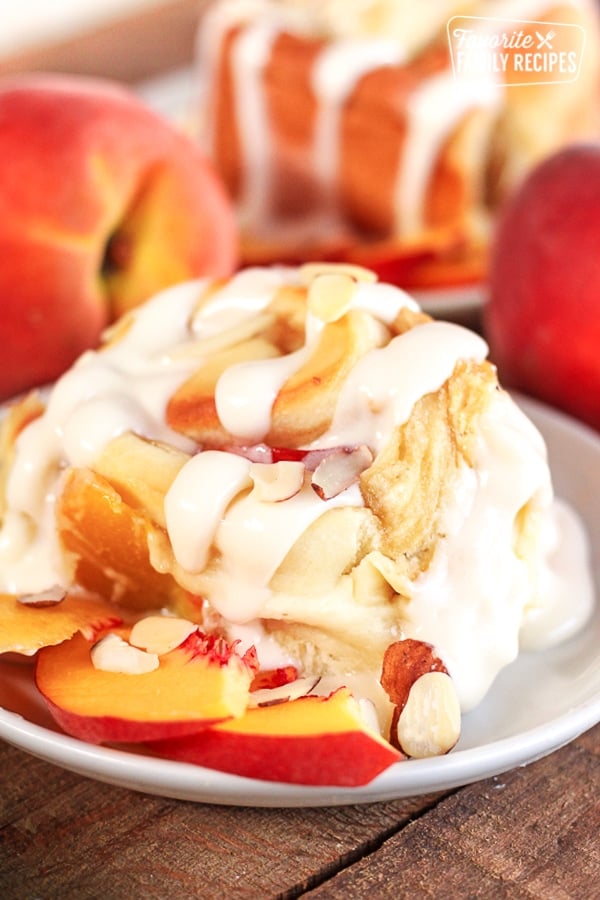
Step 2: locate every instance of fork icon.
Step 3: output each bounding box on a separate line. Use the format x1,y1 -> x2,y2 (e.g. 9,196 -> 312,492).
536,30 -> 556,49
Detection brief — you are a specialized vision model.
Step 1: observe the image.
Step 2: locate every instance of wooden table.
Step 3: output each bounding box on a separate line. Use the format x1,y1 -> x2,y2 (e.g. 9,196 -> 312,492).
0,4 -> 599,897
0,723 -> 598,898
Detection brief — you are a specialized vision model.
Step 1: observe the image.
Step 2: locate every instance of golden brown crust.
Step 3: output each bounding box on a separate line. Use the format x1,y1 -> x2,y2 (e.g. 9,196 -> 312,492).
268,309 -> 385,446
166,336 -> 281,446
166,282 -> 388,448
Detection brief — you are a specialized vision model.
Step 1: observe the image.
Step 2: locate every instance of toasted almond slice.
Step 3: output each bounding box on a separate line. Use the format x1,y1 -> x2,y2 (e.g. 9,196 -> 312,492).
307,273 -> 357,323
380,639 -> 449,711
129,616 -> 198,656
250,460 -> 305,502
17,585 -> 67,608
299,262 -> 378,286
311,445 -> 374,500
396,671 -> 461,759
90,632 -> 159,675
248,676 -> 321,708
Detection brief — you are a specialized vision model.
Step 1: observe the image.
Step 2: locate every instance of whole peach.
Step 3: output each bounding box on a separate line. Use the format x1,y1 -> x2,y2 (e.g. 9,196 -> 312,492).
485,144 -> 600,430
0,74 -> 238,399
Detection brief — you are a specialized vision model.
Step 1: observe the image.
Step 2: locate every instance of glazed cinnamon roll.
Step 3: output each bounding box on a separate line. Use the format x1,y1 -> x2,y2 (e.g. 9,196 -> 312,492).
0,265 -> 593,742
195,0 -> 600,287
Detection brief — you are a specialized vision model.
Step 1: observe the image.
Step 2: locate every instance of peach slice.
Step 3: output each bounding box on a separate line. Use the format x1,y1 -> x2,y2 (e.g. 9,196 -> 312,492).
0,591 -> 122,656
55,466 -> 185,611
149,688 -> 402,786
35,628 -> 257,744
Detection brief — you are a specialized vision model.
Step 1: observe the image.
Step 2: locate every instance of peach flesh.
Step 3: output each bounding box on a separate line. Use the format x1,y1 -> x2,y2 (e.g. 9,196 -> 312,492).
149,689 -> 402,786
35,629 -> 254,744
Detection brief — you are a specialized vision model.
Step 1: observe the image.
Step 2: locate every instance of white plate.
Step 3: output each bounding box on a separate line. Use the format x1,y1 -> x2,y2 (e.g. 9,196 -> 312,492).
414,282 -> 487,324
1,396 -> 599,807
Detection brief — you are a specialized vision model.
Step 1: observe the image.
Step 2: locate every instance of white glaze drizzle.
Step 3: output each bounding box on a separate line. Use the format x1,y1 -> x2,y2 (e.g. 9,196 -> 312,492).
519,498 -> 594,652
165,451 -> 253,573
209,479 -> 363,622
192,265 -> 288,338
313,321 -> 488,452
399,390 -> 553,709
215,311 -> 322,440
230,21 -> 280,228
196,0 -> 273,154
0,278 -> 219,592
311,38 -> 404,207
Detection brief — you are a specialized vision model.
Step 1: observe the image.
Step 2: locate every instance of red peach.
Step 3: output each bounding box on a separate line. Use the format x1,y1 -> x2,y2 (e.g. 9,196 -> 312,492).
485,143 -> 600,430
0,73 -> 238,400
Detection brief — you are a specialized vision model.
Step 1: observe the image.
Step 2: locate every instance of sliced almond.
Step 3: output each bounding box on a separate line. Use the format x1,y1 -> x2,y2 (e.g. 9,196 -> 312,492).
396,671 -> 461,759
380,638 -> 448,711
248,676 -> 321,708
128,616 -> 198,656
311,445 -> 373,500
90,632 -> 159,675
299,262 -> 378,286
307,272 -> 357,323
250,460 -> 305,502
17,585 -> 68,608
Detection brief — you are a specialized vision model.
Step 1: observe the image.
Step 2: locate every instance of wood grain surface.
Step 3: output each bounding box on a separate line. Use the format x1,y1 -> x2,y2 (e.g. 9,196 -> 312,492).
1,723 -> 598,899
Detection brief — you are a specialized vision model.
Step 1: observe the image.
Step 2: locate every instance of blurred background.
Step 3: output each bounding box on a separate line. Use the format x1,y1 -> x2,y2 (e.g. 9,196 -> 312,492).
0,0 -> 202,84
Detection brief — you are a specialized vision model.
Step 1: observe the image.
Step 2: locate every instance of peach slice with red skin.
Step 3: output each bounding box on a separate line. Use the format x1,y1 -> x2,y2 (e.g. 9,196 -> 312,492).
0,591 -> 122,656
250,665 -> 298,692
149,688 -> 402,786
35,627 -> 257,744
